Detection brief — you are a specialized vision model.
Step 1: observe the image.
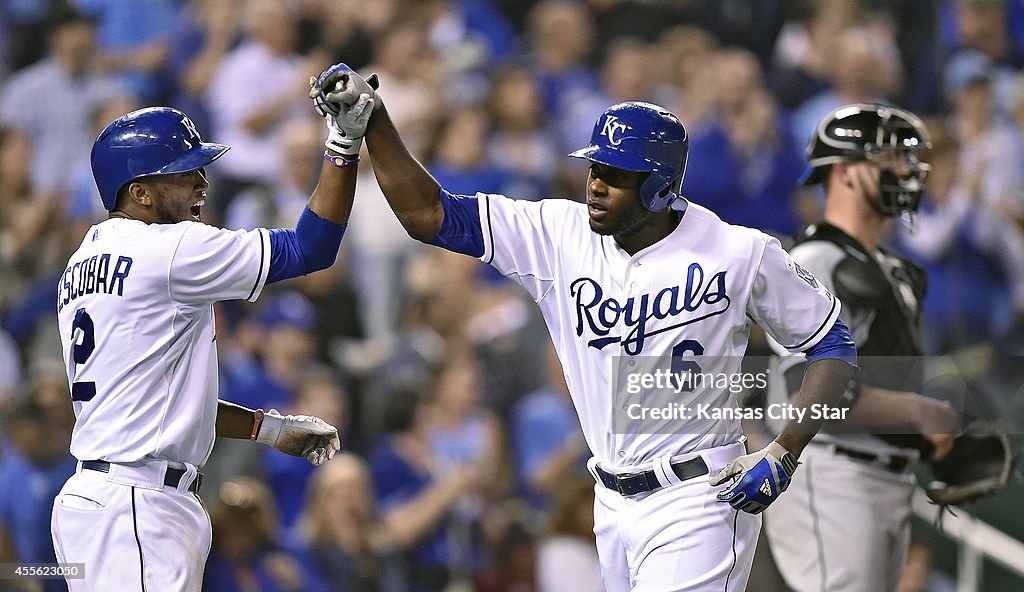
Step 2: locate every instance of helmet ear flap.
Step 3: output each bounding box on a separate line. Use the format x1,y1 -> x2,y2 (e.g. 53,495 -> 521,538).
640,170 -> 679,212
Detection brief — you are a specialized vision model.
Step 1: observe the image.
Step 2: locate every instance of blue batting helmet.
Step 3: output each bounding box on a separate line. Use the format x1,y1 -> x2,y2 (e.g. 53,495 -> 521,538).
91,107 -> 230,210
569,101 -> 688,212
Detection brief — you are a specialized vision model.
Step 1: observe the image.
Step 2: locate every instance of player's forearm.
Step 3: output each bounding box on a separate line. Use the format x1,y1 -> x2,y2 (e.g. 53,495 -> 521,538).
215,400 -> 261,440
530,436 -> 586,495
840,385 -> 920,428
243,94 -> 294,136
364,104 -> 445,242
844,385 -> 958,437
380,478 -> 465,548
306,158 -> 358,225
181,38 -> 232,96
775,358 -> 856,457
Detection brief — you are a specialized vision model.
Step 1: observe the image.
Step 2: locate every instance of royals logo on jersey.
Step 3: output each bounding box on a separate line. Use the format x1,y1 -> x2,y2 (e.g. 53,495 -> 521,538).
570,263 -> 731,355
474,193 -> 840,466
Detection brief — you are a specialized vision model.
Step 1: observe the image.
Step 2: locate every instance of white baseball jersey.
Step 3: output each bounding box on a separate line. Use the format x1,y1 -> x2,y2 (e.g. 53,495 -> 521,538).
56,218 -> 271,466
476,195 -> 840,467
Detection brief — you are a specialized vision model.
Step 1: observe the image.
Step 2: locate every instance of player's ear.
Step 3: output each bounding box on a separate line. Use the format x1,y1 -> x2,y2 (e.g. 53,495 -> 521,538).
125,181 -> 153,207
832,162 -> 855,190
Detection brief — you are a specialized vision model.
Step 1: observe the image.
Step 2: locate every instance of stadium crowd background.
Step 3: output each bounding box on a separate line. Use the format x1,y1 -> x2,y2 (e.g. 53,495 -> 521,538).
1,0 -> 1024,590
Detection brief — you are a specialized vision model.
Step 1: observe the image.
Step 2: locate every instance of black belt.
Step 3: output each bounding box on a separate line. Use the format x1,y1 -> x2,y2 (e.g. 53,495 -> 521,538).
596,456 -> 709,496
830,446 -> 912,473
82,460 -> 203,494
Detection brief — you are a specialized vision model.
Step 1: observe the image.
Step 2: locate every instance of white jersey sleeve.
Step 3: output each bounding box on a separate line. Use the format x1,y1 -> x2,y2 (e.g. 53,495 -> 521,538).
478,193 -> 571,301
169,223 -> 272,305
747,237 -> 841,352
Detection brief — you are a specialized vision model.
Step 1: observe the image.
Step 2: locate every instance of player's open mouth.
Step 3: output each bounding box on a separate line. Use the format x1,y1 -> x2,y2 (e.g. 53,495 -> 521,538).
191,199 -> 205,221
588,201 -> 608,218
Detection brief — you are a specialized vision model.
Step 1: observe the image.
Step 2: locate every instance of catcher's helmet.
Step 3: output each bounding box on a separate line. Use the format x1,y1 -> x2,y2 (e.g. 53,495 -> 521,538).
91,107 -> 229,210
570,101 -> 688,212
802,103 -> 931,218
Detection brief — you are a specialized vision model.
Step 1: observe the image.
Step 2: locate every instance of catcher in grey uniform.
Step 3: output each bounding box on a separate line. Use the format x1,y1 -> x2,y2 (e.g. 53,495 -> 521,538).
763,104 -> 961,592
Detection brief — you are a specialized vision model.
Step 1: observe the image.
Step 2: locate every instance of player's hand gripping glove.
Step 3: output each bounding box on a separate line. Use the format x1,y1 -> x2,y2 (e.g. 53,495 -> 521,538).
924,427 -> 1014,507
308,64 -> 380,157
256,409 -> 341,466
709,441 -> 799,514
309,63 -> 380,117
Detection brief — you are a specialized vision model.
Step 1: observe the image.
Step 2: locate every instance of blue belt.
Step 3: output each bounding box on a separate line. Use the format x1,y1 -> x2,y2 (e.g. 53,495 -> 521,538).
82,460 -> 202,494
596,456 -> 709,496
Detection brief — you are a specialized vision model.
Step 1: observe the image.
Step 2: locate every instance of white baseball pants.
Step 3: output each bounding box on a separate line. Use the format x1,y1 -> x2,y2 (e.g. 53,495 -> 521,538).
591,442 -> 762,592
51,460 -> 210,592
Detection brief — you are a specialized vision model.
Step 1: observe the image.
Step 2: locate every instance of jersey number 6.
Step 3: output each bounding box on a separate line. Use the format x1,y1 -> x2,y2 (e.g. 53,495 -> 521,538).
671,339 -> 704,393
71,308 -> 97,402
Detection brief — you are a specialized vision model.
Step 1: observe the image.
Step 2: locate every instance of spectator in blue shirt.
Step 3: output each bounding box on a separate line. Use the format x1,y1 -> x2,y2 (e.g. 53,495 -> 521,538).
222,291 -> 321,412
203,477 -> 329,592
511,342 -> 587,508
165,0 -> 243,137
72,0 -> 181,102
0,6 -> 125,200
368,389 -> 478,592
524,1 -> 600,120
684,50 -> 809,238
264,367 -> 348,532
427,107 -> 512,198
0,387 -> 76,592
296,453 -> 382,592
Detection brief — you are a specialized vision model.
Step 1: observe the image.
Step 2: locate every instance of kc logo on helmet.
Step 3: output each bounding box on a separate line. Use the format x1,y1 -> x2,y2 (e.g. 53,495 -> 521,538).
180,116 -> 200,148
601,115 -> 630,146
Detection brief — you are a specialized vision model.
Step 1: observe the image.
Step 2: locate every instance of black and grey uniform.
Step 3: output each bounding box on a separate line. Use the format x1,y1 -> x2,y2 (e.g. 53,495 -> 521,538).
763,222 -> 927,592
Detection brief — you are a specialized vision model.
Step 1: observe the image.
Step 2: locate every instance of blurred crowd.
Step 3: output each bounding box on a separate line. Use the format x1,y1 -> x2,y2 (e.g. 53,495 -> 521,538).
1,0 -> 1024,591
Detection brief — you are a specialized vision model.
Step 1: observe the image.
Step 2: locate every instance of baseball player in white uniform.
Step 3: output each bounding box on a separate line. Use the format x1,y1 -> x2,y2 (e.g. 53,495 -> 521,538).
763,104 -> 960,592
310,65 -> 858,591
52,88 -> 375,590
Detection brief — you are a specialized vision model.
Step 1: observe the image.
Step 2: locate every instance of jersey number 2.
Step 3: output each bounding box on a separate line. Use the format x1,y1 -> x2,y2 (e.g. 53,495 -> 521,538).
71,308 -> 97,402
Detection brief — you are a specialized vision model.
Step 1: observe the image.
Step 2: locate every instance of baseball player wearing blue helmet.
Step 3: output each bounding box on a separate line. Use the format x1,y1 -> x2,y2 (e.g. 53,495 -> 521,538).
310,65 -> 859,592
51,87 -> 374,590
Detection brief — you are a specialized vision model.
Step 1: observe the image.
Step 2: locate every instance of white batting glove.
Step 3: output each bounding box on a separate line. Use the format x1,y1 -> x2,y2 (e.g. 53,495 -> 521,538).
308,63 -> 380,117
255,409 -> 341,465
320,92 -> 375,157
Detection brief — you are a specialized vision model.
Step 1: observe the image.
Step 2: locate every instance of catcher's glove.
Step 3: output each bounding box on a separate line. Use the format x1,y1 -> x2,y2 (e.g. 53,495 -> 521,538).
925,427 -> 1014,507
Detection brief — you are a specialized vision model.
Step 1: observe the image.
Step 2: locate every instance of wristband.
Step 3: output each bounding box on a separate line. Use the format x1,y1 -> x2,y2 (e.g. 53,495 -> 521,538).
250,408 -> 265,440
323,151 -> 360,168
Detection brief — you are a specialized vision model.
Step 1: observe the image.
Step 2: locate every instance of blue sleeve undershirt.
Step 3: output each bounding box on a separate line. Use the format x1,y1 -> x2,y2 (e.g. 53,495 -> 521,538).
428,190 -> 484,258
266,207 -> 346,284
805,316 -> 857,367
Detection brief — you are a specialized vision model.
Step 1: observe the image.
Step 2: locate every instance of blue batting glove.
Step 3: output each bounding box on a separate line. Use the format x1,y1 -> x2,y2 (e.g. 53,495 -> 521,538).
709,441 -> 799,514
